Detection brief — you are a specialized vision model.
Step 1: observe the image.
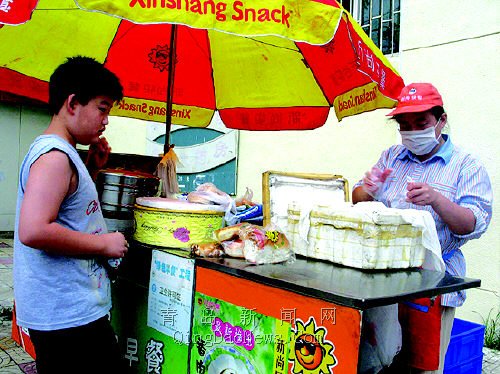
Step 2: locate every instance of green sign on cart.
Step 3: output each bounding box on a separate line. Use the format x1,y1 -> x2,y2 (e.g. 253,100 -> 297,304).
190,292 -> 291,374
111,250 -> 195,373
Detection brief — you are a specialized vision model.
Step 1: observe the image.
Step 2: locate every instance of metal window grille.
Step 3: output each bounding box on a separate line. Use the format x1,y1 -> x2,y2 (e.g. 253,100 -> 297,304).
339,0 -> 400,55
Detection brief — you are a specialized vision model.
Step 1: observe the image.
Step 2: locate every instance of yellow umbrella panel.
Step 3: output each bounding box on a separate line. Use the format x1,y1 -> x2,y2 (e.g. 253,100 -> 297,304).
0,0 -> 404,130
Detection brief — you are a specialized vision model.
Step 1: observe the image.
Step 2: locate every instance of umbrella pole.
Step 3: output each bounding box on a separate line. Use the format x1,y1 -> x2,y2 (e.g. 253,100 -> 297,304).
164,23 -> 177,153
156,24 -> 179,197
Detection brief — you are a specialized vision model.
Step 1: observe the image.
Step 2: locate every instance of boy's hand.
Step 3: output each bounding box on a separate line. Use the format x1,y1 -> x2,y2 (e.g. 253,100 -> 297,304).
87,137 -> 111,171
101,232 -> 129,259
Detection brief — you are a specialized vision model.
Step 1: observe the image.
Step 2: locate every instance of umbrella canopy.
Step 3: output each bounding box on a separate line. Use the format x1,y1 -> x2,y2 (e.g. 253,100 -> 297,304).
0,0 -> 404,132
75,0 -> 342,44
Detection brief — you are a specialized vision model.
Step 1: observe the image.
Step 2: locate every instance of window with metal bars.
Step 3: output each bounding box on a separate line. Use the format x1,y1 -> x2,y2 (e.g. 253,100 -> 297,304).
340,0 -> 400,55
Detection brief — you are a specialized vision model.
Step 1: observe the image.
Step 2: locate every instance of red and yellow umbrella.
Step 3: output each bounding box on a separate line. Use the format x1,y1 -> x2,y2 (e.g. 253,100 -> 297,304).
0,0 -> 404,134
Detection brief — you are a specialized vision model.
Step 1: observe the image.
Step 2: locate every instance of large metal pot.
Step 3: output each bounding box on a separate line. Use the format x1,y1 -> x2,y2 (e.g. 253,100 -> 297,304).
100,184 -> 137,210
97,169 -> 160,233
98,168 -> 159,189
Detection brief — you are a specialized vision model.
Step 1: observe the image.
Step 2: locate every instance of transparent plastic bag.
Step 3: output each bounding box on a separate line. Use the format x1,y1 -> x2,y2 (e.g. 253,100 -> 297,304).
239,223 -> 295,265
359,304 -> 402,373
187,183 -> 238,225
235,187 -> 255,207
220,239 -> 245,258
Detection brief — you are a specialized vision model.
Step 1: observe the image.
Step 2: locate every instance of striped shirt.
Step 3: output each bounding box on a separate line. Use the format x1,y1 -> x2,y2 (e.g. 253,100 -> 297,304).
354,135 -> 492,307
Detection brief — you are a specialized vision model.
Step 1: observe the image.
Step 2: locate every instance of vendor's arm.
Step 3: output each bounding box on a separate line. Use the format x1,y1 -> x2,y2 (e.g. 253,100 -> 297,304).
407,158 -> 493,237
407,182 -> 475,234
352,185 -> 374,203
86,136 -> 110,181
18,150 -> 127,258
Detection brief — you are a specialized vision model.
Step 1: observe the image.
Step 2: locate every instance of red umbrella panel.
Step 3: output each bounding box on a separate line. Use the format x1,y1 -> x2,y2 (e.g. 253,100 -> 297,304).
0,0 -> 38,25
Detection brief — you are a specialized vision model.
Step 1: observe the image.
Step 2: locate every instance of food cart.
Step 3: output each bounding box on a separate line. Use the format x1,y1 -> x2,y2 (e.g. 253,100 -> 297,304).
112,231 -> 480,373
112,241 -> 480,373
8,166 -> 482,372
102,169 -> 481,373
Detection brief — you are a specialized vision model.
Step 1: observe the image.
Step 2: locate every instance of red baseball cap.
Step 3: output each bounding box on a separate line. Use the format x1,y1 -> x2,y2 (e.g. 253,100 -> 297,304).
387,83 -> 443,116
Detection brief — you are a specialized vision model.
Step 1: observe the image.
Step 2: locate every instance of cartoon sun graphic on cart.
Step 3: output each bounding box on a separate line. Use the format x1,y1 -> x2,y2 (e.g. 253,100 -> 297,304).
289,317 -> 337,373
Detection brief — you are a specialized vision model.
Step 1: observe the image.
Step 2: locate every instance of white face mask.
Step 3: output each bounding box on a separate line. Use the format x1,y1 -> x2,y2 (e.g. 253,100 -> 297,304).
400,120 -> 441,155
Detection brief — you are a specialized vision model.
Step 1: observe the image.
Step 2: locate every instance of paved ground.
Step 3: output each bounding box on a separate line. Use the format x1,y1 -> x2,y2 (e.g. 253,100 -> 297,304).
483,347 -> 500,374
0,236 -> 37,373
0,234 -> 499,373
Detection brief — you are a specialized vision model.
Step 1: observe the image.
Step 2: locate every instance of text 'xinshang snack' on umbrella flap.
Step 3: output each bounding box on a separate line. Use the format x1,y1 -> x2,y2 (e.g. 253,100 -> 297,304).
76,0 -> 345,44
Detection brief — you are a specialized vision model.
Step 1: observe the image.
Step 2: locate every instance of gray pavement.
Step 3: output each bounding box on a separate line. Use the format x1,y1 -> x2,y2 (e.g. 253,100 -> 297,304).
0,234 -> 498,373
0,235 -> 37,373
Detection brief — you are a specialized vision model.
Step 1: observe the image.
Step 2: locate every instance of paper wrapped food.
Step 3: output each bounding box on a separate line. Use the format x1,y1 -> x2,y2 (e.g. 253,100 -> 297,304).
220,240 -> 245,258
193,223 -> 294,264
238,223 -> 292,264
288,201 -> 444,270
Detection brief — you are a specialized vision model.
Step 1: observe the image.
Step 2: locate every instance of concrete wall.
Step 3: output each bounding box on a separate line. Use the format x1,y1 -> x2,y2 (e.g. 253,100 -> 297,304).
237,0 -> 500,324
237,1 -> 500,324
0,1 -> 498,323
395,1 -> 500,324
0,104 -> 49,230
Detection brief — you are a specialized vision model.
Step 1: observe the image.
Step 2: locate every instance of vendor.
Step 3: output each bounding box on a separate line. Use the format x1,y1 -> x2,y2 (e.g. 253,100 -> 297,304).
352,82 -> 492,373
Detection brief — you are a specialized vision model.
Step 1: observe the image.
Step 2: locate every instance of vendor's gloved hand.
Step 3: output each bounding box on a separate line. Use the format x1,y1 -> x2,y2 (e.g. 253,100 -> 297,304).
362,167 -> 393,198
407,181 -> 439,207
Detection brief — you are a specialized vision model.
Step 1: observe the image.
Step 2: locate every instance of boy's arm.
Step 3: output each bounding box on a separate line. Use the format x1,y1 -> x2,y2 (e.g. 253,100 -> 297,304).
18,150 -> 127,258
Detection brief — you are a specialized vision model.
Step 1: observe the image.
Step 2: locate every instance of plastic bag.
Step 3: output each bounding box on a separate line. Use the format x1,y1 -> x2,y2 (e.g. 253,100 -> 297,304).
211,223 -> 294,264
220,239 -> 245,258
235,187 -> 255,207
239,223 -> 295,265
359,304 -> 402,374
187,183 -> 238,225
235,204 -> 263,221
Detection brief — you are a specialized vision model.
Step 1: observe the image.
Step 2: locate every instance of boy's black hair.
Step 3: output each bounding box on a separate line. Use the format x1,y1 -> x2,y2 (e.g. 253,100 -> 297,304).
49,56 -> 123,115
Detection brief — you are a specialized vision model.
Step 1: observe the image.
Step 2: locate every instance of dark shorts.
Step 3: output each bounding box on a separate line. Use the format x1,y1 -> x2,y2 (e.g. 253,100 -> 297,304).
29,315 -> 124,374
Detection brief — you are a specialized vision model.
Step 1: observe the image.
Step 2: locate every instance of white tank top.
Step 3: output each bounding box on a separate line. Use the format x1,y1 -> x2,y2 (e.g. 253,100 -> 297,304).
14,135 -> 111,330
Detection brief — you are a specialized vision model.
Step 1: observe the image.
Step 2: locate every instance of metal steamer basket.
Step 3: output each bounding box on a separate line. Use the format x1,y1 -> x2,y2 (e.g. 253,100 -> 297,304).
96,169 -> 160,235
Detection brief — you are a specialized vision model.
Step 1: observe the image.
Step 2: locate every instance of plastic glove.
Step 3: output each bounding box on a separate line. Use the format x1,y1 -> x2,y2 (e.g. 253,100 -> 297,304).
362,167 -> 393,198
